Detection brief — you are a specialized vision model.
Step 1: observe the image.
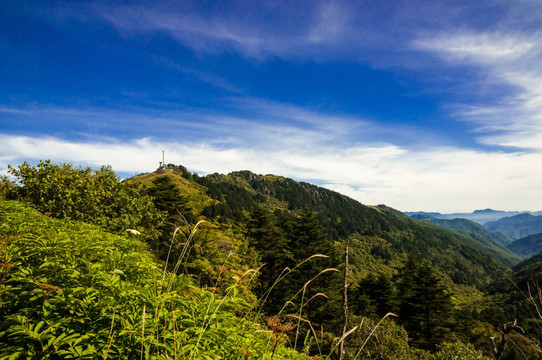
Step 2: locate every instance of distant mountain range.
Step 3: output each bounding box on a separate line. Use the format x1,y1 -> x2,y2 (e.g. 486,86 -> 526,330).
406,209 -> 542,225
408,210 -> 542,260
485,213 -> 542,239
412,217 -> 515,247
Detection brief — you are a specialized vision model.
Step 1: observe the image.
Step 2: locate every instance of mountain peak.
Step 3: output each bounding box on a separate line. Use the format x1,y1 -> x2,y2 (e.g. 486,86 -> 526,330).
473,209 -> 504,214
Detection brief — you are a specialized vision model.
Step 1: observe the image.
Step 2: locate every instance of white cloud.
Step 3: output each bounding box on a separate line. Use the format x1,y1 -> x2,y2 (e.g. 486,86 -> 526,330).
96,5 -> 286,58
2,133 -> 542,213
414,33 -> 535,63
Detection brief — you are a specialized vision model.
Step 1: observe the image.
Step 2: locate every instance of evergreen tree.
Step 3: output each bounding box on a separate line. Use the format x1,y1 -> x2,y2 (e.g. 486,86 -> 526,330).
286,209 -> 342,335
353,272 -> 397,318
145,175 -> 191,259
289,208 -> 335,261
246,207 -> 291,312
397,258 -> 453,350
146,175 -> 187,216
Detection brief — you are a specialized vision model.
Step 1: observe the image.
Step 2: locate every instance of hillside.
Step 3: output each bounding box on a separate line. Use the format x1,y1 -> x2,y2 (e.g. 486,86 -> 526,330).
129,165 -> 513,287
2,160 -> 522,358
485,213 -> 542,239
412,217 -> 515,246
507,233 -> 542,259
399,216 -> 520,266
486,253 -> 542,344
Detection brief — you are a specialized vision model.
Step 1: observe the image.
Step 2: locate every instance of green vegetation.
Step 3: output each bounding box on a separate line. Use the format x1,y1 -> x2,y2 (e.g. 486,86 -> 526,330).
0,200 -> 309,359
7,160 -> 164,242
2,160 -> 541,359
412,217 -> 521,266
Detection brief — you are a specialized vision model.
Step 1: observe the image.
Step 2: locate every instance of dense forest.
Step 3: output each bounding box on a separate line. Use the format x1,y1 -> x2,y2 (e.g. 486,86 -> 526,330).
1,160 -> 542,359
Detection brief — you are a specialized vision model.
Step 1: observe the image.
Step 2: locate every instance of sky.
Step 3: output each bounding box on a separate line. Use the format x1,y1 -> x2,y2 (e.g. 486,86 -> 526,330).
1,0 -> 542,213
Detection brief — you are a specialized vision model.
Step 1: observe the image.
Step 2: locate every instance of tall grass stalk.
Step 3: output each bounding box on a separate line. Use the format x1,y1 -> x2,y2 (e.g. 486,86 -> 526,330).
254,254 -> 329,318
255,263 -> 338,357
284,314 -> 323,355
141,304 -> 146,360
351,312 -> 397,360
293,268 -> 339,349
103,309 -> 116,360
322,325 -> 359,360
189,267 -> 261,360
149,218 -> 208,359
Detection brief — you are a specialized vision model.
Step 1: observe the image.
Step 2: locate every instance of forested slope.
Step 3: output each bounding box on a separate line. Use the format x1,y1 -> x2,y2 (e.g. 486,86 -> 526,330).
130,165 -> 513,287
407,216 -> 520,265
507,233 -> 542,259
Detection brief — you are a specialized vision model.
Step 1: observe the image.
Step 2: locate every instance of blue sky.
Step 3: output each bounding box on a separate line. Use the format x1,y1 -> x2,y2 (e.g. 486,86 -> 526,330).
2,0 -> 542,212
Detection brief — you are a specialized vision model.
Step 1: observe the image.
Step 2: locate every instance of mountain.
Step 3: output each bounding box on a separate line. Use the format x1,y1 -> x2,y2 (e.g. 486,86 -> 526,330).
405,209 -> 540,225
410,217 -> 519,265
128,165 -> 515,287
411,217 -> 515,247
5,161 -> 529,358
485,213 -> 542,239
507,233 -> 542,259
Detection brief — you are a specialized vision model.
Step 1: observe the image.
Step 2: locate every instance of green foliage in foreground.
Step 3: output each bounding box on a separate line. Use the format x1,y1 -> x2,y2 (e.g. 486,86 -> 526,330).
0,200 -> 309,359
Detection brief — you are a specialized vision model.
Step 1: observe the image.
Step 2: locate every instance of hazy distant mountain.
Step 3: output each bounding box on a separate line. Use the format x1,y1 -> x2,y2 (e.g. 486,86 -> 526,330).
507,233 -> 542,259
406,209 -> 542,225
485,214 -> 542,239
415,217 -> 515,247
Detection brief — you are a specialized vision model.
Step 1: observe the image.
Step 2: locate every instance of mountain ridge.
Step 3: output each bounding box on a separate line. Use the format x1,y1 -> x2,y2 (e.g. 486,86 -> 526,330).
128,165 -> 516,286
507,233 -> 542,259
485,213 -> 542,239
406,209 -> 542,225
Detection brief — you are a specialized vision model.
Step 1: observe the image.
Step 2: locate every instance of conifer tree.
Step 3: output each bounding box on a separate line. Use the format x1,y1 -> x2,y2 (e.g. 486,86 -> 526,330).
286,209 -> 342,333
246,207 -> 291,311
353,272 -> 397,318
146,175 -> 187,216
145,175 -> 191,258
397,258 -> 453,350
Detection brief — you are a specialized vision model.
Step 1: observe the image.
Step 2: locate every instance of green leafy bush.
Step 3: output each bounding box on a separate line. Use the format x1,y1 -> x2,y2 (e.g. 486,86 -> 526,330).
0,200 -> 309,359
7,160 -> 164,241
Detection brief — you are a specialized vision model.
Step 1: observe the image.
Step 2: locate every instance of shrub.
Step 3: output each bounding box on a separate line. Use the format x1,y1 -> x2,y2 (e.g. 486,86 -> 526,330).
7,160 -> 164,242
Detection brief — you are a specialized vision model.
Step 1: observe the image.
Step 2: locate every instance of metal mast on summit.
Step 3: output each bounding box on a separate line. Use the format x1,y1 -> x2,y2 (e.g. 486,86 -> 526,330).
159,150 -> 165,169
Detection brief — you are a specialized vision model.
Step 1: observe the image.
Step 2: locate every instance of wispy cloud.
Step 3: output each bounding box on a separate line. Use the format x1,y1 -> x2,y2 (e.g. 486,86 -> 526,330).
84,1 -> 365,60
0,97 -> 440,152
414,33 -> 535,63
307,2 -> 350,44
414,30 -> 542,151
94,4 -> 287,58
